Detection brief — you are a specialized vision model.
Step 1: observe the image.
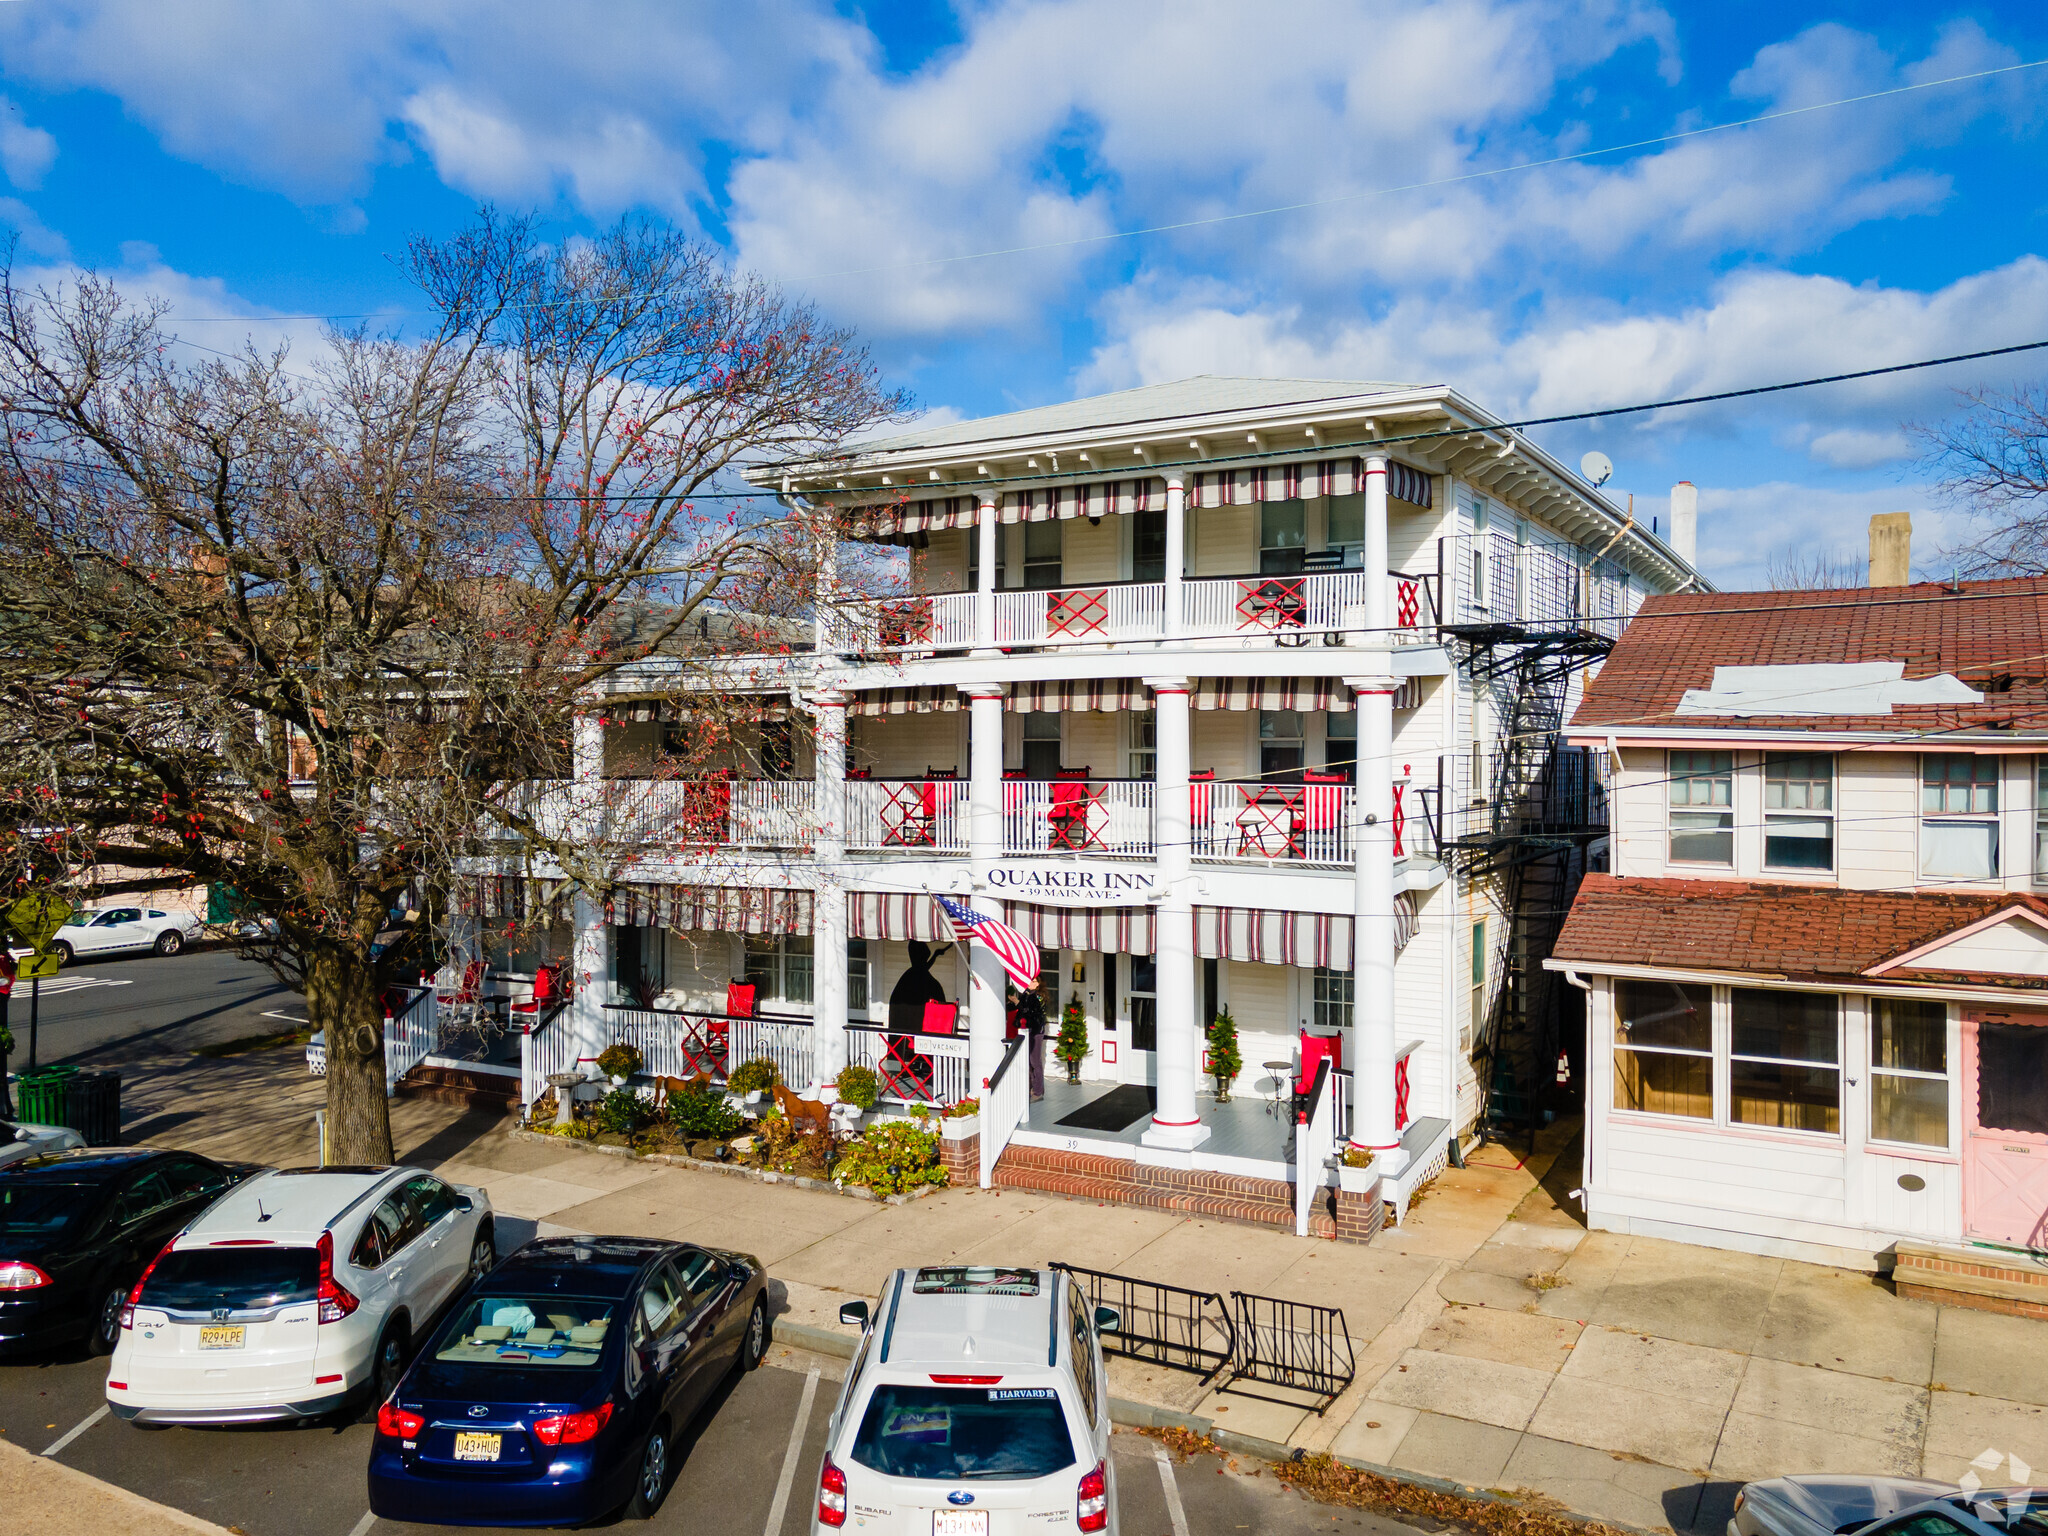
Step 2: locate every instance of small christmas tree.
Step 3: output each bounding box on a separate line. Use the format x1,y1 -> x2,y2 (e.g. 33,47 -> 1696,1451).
1206,1007 -> 1242,1101
1053,995 -> 1091,1082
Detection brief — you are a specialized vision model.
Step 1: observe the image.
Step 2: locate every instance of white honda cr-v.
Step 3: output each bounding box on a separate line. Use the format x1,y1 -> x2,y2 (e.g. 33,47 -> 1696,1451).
106,1164 -> 495,1424
819,1266 -> 1120,1535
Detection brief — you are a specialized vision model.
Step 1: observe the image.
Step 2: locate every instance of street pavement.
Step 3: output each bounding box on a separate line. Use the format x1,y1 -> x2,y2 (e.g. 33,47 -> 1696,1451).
5,946 -> 292,1069
0,1337 -> 1421,1536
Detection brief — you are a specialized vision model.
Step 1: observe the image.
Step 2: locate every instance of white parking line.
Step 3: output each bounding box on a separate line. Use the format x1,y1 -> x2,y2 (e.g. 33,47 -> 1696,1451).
346,1512 -> 378,1536
25,976 -> 133,997
41,1403 -> 108,1457
260,1010 -> 310,1024
1150,1438 -> 1192,1536
763,1363 -> 821,1536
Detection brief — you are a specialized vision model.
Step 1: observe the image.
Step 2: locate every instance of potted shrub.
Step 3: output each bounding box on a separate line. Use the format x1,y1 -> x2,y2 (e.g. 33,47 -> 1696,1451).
835,1063 -> 880,1114
595,1041 -> 643,1085
727,1056 -> 780,1103
1338,1145 -> 1377,1195
1205,1006 -> 1242,1102
1053,996 -> 1091,1084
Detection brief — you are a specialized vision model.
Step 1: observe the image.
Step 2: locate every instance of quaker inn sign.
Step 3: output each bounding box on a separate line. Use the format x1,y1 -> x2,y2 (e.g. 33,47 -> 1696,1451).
983,864 -> 1154,903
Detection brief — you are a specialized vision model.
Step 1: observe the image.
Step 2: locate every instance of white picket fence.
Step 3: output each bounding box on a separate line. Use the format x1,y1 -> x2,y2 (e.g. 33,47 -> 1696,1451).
1295,1057 -> 1336,1237
979,1035 -> 1029,1190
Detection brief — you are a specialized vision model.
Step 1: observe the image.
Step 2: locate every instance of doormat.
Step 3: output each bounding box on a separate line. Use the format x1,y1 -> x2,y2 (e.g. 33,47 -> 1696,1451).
1054,1084 -> 1157,1133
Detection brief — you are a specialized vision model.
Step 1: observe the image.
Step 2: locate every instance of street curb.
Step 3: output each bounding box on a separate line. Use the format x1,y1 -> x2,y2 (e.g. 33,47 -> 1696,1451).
0,1436 -> 236,1535
504,1126 -> 941,1205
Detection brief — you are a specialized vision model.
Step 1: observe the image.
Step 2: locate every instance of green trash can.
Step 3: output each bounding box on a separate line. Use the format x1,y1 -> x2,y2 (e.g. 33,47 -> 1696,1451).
16,1068 -> 73,1128
66,1069 -> 122,1147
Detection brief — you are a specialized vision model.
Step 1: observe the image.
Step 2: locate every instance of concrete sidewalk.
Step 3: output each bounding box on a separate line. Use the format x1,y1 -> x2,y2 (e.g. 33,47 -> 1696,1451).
152,1048 -> 2048,1534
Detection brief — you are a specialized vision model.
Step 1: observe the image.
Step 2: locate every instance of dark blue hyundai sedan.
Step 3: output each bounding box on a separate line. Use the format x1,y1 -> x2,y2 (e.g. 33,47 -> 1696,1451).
366,1235 -> 770,1526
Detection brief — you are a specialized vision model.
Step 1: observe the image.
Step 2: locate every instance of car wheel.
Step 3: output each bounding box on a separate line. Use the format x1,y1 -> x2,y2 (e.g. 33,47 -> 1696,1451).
51,941 -> 71,967
153,930 -> 183,956
366,1322 -> 407,1414
625,1420 -> 670,1519
87,1284 -> 126,1356
467,1228 -> 495,1284
741,1297 -> 768,1372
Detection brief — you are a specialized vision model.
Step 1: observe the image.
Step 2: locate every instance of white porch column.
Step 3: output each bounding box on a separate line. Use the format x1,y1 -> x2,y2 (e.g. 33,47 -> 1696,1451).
964,683 -> 1008,1092
1142,676 -> 1207,1149
1364,455 -> 1390,634
974,494 -> 999,655
810,688 -> 850,1089
813,501 -> 844,657
1162,476 -> 1186,640
1348,666 -> 1403,1165
569,708 -> 609,1064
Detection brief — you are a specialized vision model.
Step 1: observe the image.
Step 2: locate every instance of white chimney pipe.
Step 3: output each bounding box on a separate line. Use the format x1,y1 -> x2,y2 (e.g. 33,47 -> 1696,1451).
1669,481 -> 1698,567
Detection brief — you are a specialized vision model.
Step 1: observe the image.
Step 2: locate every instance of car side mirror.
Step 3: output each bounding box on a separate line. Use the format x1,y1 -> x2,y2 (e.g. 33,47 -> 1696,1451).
1094,1306 -> 1120,1334
838,1300 -> 870,1328
453,1194 -> 474,1213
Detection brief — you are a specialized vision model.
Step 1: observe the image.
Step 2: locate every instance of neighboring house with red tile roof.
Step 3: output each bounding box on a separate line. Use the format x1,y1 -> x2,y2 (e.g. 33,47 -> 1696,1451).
1546,576 -> 2048,1270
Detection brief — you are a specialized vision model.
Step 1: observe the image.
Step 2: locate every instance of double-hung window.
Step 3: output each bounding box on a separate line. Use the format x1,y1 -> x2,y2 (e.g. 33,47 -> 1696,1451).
1869,998 -> 1948,1147
1763,754 -> 1834,871
1313,967 -> 1353,1034
1613,979 -> 1712,1120
743,935 -> 814,1006
1668,751 -> 1734,865
2035,761 -> 2048,884
1922,755 -> 1998,880
1730,989 -> 1839,1134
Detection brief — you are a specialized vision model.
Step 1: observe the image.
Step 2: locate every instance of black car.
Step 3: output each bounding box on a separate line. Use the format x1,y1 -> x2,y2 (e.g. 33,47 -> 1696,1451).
368,1236 -> 770,1526
0,1147 -> 261,1354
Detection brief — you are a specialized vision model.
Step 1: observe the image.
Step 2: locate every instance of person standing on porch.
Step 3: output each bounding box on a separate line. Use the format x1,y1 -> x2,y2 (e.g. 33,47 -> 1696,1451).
1019,985 -> 1047,1100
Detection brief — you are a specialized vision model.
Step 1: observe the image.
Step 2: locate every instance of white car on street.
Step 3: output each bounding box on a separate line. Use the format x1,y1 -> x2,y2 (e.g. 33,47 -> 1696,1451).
106,1164 -> 495,1424
0,1117 -> 86,1167
820,1266 -> 1119,1535
37,906 -> 204,964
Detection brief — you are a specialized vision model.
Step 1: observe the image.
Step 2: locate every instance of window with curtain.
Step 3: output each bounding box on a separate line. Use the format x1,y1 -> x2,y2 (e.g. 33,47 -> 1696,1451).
1922,754 -> 1999,880
1764,753 -> 1833,871
1731,989 -> 1839,1133
1613,979 -> 1712,1119
1669,751 -> 1734,865
1869,997 -> 1948,1147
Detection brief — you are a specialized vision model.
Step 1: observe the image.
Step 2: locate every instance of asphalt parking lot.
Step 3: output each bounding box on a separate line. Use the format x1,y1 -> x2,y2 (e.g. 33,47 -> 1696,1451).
1,1333 -> 1418,1536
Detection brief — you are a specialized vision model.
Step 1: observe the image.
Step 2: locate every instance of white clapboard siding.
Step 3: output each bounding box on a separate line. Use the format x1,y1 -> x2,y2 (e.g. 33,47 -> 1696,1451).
1838,752 -> 1919,890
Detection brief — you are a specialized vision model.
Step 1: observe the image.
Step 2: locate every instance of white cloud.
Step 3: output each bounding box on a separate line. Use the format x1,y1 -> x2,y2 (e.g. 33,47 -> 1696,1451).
1678,481 -> 1971,591
0,95 -> 54,188
1805,427 -> 1915,470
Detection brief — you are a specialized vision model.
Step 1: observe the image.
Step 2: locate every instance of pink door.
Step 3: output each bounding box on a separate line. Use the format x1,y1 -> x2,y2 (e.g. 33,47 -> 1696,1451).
1962,1013 -> 2048,1249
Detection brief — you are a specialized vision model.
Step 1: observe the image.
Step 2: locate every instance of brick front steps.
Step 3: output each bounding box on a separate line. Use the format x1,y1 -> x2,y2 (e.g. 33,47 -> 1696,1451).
1893,1240 -> 2048,1320
992,1141 -> 1384,1243
395,1063 -> 519,1110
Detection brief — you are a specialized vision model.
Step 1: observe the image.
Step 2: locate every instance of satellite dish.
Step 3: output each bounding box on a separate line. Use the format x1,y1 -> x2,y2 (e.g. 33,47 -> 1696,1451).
1580,451 -> 1614,488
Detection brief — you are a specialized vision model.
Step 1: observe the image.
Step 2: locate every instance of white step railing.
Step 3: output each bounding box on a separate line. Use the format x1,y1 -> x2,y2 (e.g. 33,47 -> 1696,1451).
383,987 -> 437,1096
1191,781 -> 1355,864
846,779 -> 970,852
845,1024 -> 974,1107
519,1008 -> 579,1107
1295,1056 -> 1336,1237
992,582 -> 1166,647
1000,780 -> 1155,856
980,1035 -> 1029,1189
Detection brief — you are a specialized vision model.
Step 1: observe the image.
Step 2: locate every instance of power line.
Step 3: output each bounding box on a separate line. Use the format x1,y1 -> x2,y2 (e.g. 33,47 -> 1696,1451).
151,55 -> 2048,323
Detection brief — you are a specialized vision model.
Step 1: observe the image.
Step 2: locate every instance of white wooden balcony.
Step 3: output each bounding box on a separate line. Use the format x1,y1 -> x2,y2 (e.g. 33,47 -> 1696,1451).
508,778 -> 813,849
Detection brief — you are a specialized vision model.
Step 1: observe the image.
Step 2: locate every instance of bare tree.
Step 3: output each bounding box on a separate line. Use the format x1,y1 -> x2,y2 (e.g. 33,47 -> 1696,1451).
1915,380 -> 2048,576
0,211 -> 907,1162
1765,547 -> 1865,590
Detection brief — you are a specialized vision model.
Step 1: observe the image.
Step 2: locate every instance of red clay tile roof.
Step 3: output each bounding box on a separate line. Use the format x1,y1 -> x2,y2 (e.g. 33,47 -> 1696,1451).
1571,575 -> 2048,733
1552,874 -> 2048,986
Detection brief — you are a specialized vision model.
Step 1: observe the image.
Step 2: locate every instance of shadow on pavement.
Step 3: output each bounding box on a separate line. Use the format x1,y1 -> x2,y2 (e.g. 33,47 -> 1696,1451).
398,1102 -> 513,1168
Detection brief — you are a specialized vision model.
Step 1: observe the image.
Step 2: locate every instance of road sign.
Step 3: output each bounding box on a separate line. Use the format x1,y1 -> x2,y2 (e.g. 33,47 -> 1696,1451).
5,892 -> 75,951
16,951 -> 62,980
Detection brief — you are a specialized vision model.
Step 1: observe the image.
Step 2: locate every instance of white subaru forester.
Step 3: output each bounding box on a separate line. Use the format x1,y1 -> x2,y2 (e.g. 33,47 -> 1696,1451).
818,1266 -> 1119,1536
106,1164 -> 494,1424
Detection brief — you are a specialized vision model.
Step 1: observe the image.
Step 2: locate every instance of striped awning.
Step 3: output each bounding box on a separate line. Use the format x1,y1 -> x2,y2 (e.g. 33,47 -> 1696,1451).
1190,459 -> 1433,510
838,494 -> 980,542
599,698 -> 790,723
1009,679 -> 1151,713
1001,902 -> 1155,956
467,875 -> 571,924
849,686 -> 963,717
849,892 -> 950,943
1193,678 -> 1355,711
1193,892 -> 1418,968
613,884 -> 812,935
999,480 -> 1164,524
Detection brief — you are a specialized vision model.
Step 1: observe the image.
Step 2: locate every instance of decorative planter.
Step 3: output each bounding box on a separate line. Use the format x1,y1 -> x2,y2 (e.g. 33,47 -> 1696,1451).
1213,1076 -> 1235,1103
1337,1162 -> 1377,1195
1062,1062 -> 1081,1084
939,1114 -> 980,1142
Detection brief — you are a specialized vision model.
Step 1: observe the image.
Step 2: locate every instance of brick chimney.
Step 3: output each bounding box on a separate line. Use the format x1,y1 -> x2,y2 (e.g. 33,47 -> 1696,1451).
1868,512 -> 1911,587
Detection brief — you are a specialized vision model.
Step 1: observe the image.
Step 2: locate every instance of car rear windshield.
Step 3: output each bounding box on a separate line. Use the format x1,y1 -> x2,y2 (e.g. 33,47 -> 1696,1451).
0,1184 -> 92,1243
850,1384 -> 1076,1481
433,1296 -> 616,1367
140,1248 -> 320,1311
1963,1495 -> 2048,1535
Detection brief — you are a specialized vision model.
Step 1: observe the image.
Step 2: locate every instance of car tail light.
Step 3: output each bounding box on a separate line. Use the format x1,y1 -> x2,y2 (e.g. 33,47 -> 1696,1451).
107,1381 -> 127,1390
376,1401 -> 424,1439
1078,1460 -> 1108,1533
0,1260 -> 52,1290
928,1374 -> 1002,1384
316,1231 -> 357,1324
532,1402 -> 613,1446
121,1239 -> 178,1329
817,1457 -> 847,1528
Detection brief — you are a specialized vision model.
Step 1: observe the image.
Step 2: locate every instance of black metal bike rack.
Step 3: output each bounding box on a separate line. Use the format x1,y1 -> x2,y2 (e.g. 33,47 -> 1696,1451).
1222,1291 -> 1356,1413
1051,1262 -> 1236,1384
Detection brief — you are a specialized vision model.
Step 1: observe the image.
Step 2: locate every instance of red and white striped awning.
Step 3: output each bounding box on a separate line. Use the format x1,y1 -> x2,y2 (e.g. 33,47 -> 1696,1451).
849,686 -> 963,717
613,884 -> 812,935
1193,893 -> 1418,968
1009,679 -> 1151,713
848,893 -> 1157,953
1190,459 -> 1433,509
999,480 -> 1164,524
838,494 -> 980,542
1193,678 -> 1355,711
466,875 -> 571,923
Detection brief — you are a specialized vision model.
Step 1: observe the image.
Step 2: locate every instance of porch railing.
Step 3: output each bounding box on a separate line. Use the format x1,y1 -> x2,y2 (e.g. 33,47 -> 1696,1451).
520,1005 -> 579,1107
846,778 -> 969,852
1191,781 -> 1354,864
501,778 -> 813,849
1294,1057 -> 1335,1238
1001,779 -> 1154,856
993,582 -> 1166,647
600,1005 -> 815,1090
980,1034 -> 1028,1189
383,987 -> 437,1096
845,1023 -> 973,1107
827,591 -> 976,653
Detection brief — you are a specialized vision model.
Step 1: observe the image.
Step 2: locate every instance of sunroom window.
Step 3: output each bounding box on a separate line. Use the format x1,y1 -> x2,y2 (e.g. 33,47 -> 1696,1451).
1869,998 -> 1948,1147
1922,754 -> 1998,880
1613,979 -> 1711,1120
1730,989 -> 1839,1134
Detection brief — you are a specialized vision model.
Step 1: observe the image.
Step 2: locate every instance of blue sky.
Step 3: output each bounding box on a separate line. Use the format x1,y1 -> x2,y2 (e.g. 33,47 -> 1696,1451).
1,0 -> 2045,586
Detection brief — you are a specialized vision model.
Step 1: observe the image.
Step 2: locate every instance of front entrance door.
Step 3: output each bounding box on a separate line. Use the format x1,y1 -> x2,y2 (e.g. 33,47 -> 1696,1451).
1122,954 -> 1157,1086
1963,1015 -> 2048,1249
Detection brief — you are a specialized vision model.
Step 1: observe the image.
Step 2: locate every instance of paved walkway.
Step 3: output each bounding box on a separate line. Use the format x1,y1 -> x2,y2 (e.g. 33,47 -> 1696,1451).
142,1050 -> 2048,1534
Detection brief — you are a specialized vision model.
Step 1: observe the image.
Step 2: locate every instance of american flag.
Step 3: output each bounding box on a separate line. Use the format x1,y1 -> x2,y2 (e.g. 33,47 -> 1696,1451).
931,893 -> 1040,992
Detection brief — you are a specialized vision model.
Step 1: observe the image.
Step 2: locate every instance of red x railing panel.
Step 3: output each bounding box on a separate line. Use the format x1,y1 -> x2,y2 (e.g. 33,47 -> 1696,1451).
1234,577 -> 1307,631
1047,587 -> 1109,636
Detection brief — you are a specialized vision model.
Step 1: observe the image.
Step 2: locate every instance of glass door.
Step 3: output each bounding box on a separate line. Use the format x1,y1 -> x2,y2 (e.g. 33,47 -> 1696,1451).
1122,954 -> 1157,1086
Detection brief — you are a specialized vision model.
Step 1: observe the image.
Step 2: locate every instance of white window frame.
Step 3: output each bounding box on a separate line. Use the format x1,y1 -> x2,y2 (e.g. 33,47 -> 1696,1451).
1866,996 -> 1952,1151
1728,987 -> 1842,1138
1763,752 -> 1835,873
1610,978 -> 1713,1123
1921,754 -> 1999,882
1668,751 -> 1734,866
